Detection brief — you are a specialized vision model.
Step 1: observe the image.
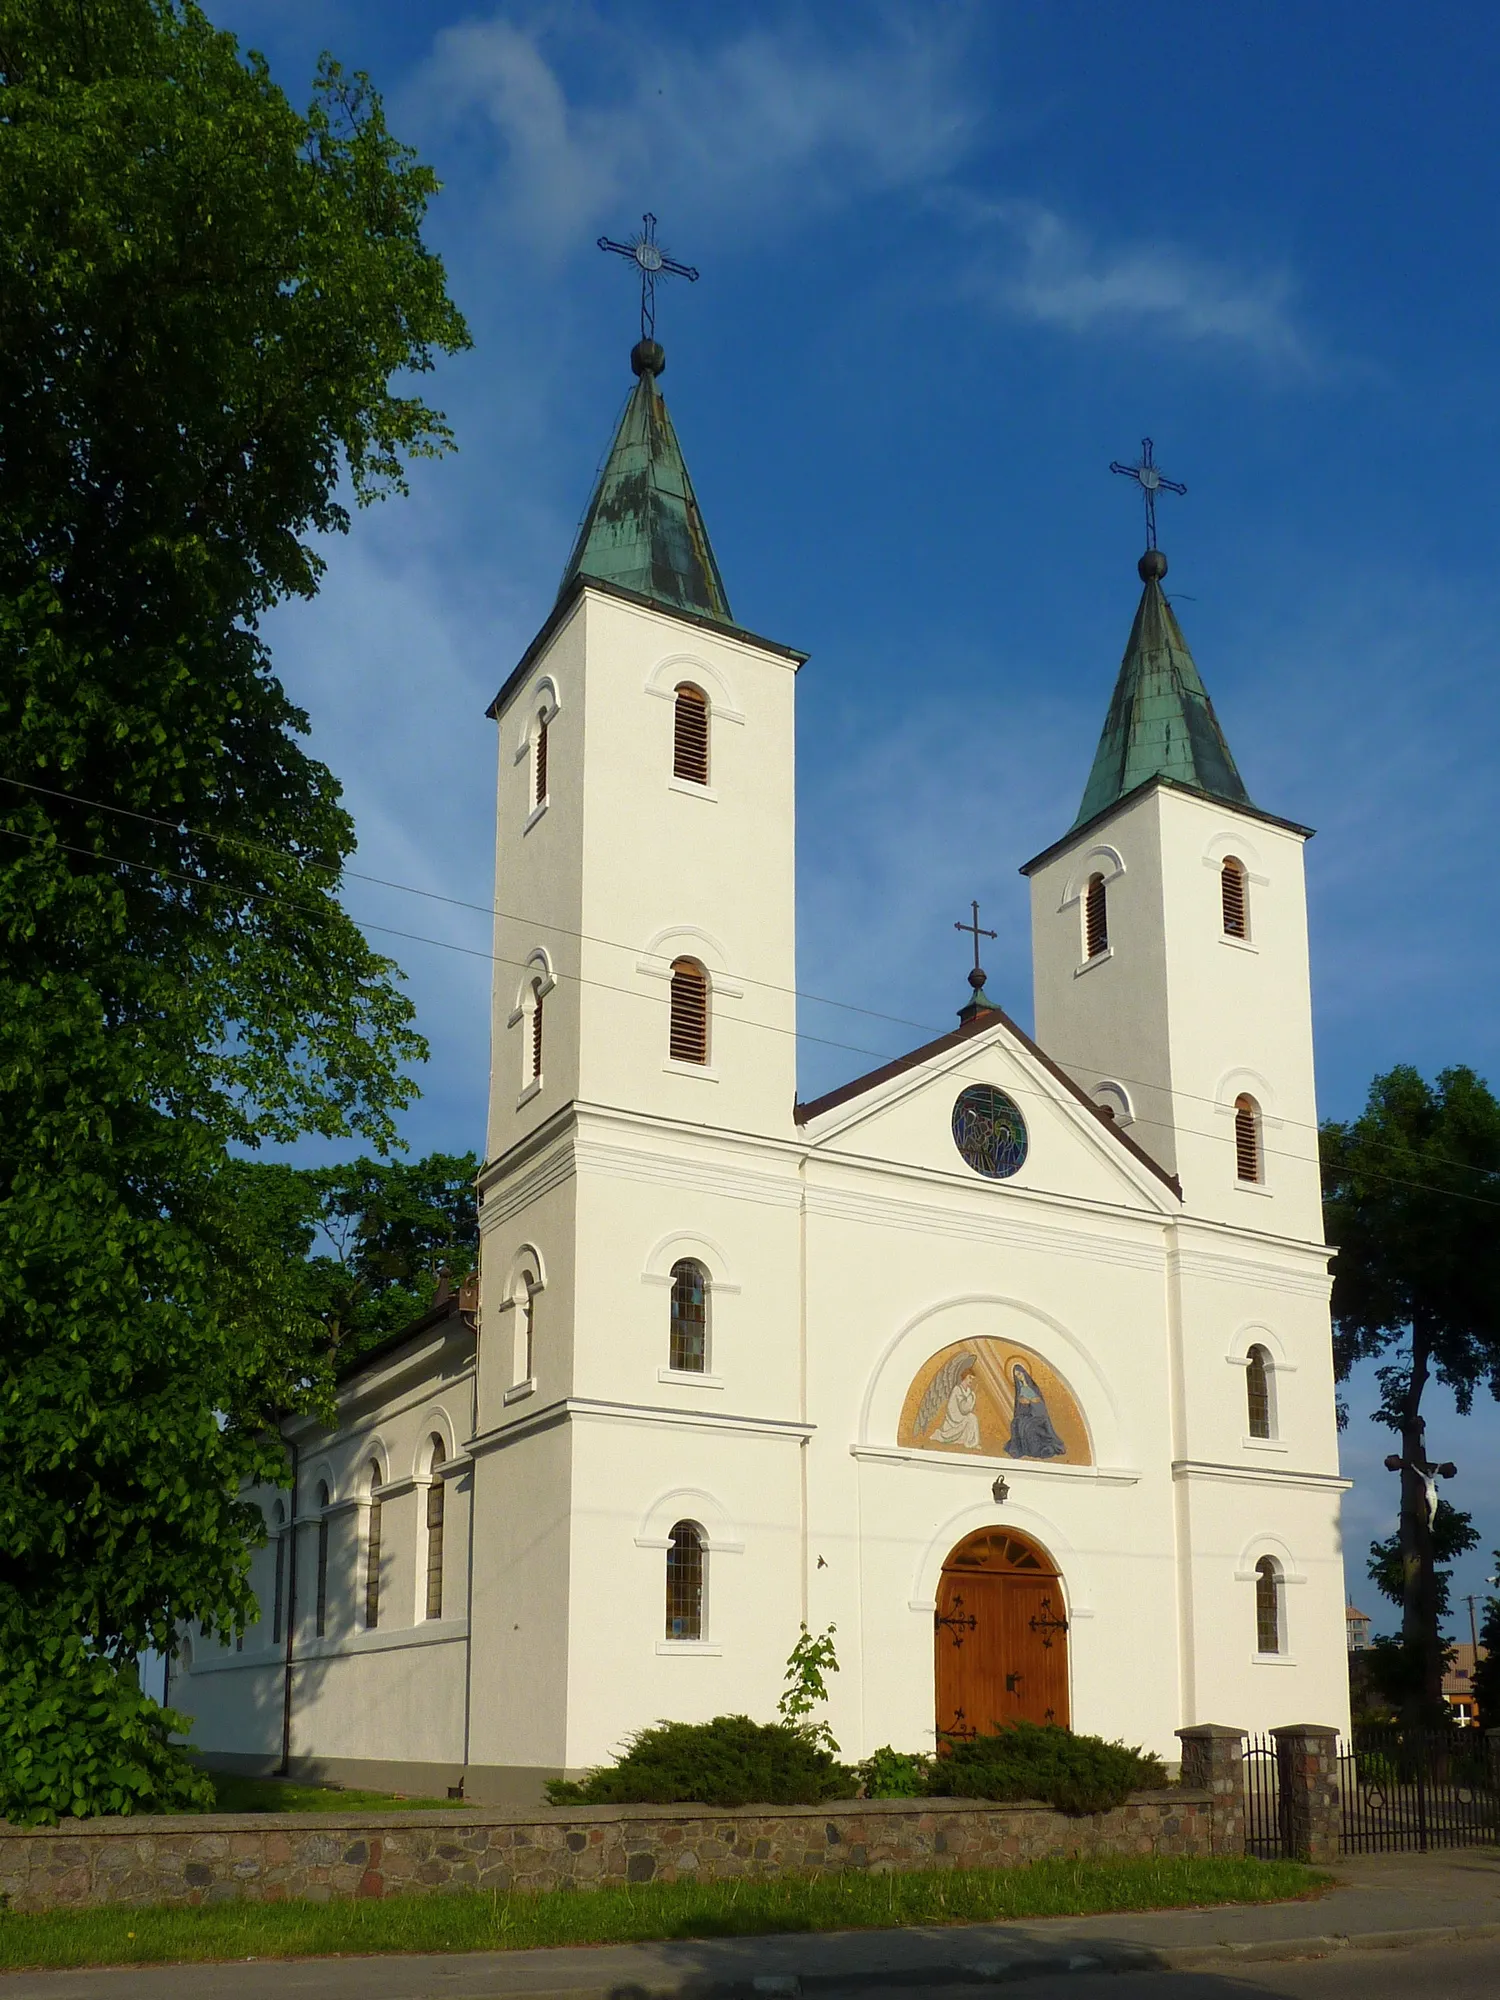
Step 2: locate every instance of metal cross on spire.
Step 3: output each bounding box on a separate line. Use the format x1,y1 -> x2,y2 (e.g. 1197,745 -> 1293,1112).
1109,438 -> 1187,551
597,212 -> 699,344
955,900 -> 998,995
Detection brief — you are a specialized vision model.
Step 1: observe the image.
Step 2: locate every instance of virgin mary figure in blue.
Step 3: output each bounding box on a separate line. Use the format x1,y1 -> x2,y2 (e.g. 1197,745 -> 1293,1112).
1004,1362 -> 1067,1460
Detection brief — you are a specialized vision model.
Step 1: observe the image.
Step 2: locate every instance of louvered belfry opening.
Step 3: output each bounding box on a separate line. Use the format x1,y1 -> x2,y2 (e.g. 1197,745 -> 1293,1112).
1084,873 -> 1108,959
534,714 -> 549,808
1255,1557 -> 1282,1653
669,958 -> 708,1063
530,980 -> 544,1080
1234,1094 -> 1261,1182
1246,1345 -> 1272,1438
669,1259 -> 708,1372
666,1520 -> 705,1640
1222,857 -> 1248,938
364,1464 -> 382,1630
673,683 -> 709,784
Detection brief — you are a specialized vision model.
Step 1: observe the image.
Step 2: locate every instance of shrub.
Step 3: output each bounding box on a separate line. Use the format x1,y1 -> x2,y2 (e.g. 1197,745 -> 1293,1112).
857,1746 -> 932,1798
925,1722 -> 1166,1816
545,1716 -> 856,1808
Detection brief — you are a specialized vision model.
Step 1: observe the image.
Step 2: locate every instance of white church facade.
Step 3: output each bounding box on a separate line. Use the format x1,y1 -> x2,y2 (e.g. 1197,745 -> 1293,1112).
174,333 -> 1351,1803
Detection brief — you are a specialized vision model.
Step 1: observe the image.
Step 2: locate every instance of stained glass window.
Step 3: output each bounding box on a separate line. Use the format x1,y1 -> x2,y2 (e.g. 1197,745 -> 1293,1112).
952,1085 -> 1028,1179
1255,1557 -> 1282,1654
669,1260 -> 707,1372
665,1520 -> 704,1640
1246,1346 -> 1272,1439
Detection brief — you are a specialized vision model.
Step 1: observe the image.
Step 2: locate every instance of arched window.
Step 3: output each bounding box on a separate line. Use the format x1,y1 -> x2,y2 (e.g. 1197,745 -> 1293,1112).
271,1501 -> 286,1646
530,978 -> 544,1083
673,683 -> 709,785
669,1260 -> 708,1373
314,1481 -> 330,1638
364,1463 -> 383,1630
1254,1556 -> 1283,1654
518,1271 -> 537,1381
669,959 -> 709,1064
1246,1346 -> 1273,1439
1234,1094 -> 1262,1183
534,711 -> 549,810
425,1435 -> 446,1621
665,1520 -> 705,1640
1084,872 -> 1108,960
1221,857 -> 1248,939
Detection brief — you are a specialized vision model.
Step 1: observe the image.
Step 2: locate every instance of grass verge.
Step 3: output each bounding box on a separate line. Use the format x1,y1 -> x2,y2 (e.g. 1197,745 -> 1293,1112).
0,1857 -> 1330,1970
207,1776 -> 464,1814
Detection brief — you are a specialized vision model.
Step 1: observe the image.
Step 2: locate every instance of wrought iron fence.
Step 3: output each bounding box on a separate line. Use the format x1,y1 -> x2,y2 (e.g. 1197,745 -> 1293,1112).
1339,1726 -> 1499,1854
1243,1732 -> 1282,1859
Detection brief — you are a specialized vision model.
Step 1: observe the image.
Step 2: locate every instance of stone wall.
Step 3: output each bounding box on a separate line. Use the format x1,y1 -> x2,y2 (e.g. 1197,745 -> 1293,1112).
0,1791 -> 1214,1913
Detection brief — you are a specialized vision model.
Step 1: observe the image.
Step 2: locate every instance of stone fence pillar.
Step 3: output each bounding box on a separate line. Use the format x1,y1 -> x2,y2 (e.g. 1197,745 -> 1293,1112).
1176,1724 -> 1245,1857
1271,1723 -> 1341,1864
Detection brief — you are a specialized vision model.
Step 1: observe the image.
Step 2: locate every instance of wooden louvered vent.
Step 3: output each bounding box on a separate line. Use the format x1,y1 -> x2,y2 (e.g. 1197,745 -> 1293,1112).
669,959 -> 708,1063
1221,857 -> 1247,938
1084,873 -> 1108,959
1234,1094 -> 1261,1182
534,715 -> 549,808
674,684 -> 709,784
530,982 -> 544,1080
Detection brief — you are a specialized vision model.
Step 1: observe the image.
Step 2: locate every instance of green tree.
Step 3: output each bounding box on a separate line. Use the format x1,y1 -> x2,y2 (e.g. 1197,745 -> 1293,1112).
0,2 -> 468,1821
1366,1500 -> 1478,1625
231,1151 -> 480,1366
1473,1561 -> 1500,1733
1322,1066 -> 1500,1722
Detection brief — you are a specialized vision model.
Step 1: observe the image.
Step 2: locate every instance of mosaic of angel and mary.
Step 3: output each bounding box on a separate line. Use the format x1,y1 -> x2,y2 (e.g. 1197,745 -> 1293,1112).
897,1339 -> 1091,1465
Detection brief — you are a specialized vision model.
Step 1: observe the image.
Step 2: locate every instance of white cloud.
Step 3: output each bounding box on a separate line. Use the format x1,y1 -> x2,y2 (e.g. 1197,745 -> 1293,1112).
961,198 -> 1309,366
410,7 -> 980,247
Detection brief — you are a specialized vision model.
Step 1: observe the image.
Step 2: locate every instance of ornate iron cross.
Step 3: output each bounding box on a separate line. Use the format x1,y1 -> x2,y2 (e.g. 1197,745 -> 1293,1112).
1109,438 -> 1186,551
954,900 -> 997,985
597,213 -> 699,343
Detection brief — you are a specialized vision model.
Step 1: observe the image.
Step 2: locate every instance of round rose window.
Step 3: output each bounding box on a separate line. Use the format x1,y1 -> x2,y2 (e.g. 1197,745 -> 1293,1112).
951,1085 -> 1028,1179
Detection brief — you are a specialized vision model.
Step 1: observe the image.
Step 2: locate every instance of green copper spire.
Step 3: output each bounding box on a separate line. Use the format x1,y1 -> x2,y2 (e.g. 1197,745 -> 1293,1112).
558,340 -> 732,625
1073,550 -> 1250,828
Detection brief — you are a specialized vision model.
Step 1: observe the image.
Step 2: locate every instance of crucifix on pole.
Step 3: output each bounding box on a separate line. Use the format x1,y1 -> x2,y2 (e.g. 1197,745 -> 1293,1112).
955,900 -> 997,1001
1109,438 -> 1187,552
596,213 -> 699,345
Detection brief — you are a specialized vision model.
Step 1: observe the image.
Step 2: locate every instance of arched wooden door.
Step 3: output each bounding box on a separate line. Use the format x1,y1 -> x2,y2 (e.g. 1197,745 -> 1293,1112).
935,1528 -> 1070,1741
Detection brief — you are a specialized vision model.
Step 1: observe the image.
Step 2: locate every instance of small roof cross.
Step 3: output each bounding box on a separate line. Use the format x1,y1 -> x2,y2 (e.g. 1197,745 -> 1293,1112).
1109,438 -> 1187,551
955,899 -> 997,996
597,213 -> 699,344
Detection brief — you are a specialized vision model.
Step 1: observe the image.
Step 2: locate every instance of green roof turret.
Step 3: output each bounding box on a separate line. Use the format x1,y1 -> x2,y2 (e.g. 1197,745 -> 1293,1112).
558,342 -> 733,626
1072,549 -> 1251,828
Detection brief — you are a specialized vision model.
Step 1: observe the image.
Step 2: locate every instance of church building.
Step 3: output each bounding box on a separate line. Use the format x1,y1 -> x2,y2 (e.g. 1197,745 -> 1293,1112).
175,327 -> 1351,1803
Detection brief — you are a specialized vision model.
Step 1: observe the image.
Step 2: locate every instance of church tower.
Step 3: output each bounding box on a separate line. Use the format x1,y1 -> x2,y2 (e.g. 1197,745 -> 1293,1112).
1022,544 -> 1323,1242
471,334 -> 808,1790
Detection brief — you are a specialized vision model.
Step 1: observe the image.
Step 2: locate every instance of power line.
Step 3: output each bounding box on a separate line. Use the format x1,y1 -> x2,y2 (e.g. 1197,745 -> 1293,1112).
6,819 -> 1499,1214
5,772 -> 1498,1197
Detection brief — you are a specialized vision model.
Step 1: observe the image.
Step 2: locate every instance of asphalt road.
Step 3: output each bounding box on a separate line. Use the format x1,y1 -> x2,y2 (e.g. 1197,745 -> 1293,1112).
924,1936 -> 1500,2000
3,1937 -> 1498,2000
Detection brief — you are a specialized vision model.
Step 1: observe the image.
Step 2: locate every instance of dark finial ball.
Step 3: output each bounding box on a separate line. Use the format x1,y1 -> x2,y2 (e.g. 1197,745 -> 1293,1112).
1138,549 -> 1168,582
968,966 -> 987,991
631,339 -> 666,377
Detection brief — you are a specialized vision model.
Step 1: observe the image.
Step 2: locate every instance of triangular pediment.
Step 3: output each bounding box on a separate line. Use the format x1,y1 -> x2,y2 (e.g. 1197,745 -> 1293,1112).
796,1008 -> 1180,1213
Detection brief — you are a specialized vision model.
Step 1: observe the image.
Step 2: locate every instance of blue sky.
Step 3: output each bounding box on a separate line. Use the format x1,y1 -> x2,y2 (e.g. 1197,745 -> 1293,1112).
216,1 -> 1500,1634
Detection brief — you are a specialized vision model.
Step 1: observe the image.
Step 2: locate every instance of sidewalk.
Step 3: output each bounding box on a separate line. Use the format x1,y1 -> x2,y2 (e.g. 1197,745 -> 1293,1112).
3,1849 -> 1498,2000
